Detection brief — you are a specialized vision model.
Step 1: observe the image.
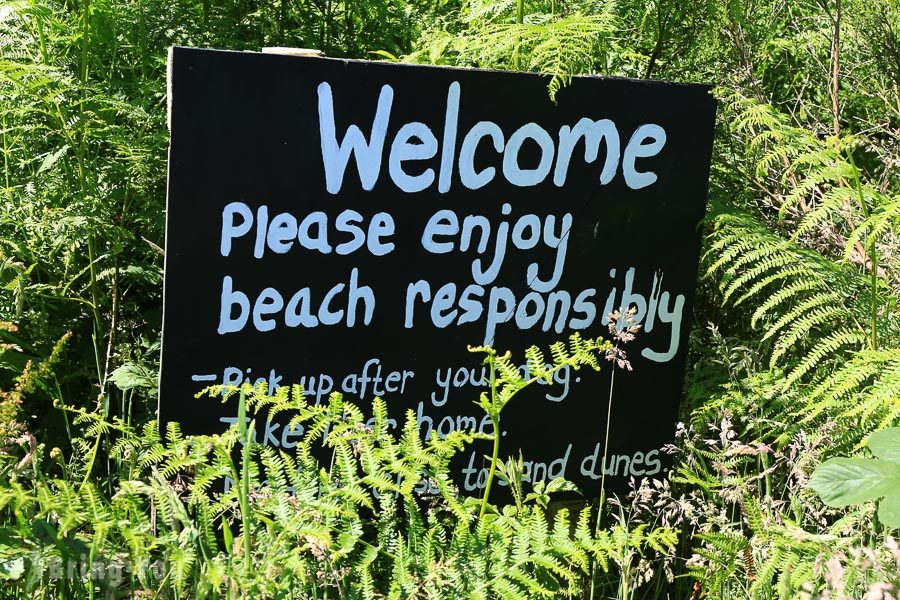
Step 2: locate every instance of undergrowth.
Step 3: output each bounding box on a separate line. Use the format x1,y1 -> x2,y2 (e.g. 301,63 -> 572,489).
1,0 -> 899,598
0,335 -> 678,599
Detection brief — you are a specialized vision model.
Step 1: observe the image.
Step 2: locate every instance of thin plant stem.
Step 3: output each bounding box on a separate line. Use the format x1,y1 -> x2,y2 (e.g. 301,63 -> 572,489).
590,358 -> 617,600
598,366 -> 616,519
830,0 -> 841,139
1,112 -> 10,199
236,391 -> 255,580
761,450 -> 772,501
846,150 -> 879,349
80,432 -> 102,490
514,0 -> 524,70
54,376 -> 73,442
479,353 -> 498,520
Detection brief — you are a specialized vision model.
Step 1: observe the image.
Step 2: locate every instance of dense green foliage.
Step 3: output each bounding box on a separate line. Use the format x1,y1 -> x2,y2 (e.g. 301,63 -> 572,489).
1,0 -> 899,598
3,336 -> 684,598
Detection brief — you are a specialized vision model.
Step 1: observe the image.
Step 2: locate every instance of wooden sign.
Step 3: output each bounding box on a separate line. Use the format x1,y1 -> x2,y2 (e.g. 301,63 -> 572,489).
160,47 -> 716,495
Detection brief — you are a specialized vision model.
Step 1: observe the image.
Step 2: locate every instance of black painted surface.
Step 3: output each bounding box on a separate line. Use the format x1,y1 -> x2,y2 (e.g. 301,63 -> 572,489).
161,47 -> 716,497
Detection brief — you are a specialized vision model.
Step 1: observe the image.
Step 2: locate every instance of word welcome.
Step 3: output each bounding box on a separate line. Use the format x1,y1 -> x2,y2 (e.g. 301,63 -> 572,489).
318,81 -> 668,194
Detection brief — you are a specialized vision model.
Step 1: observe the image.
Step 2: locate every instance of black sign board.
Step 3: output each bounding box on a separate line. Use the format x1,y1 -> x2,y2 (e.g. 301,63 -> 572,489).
160,47 -> 716,497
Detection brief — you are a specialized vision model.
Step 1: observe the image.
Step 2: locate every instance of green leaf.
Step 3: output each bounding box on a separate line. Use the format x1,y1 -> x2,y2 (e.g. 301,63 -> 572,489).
369,49 -> 398,61
868,428 -> 900,464
221,517 -> 233,555
544,478 -> 579,495
36,144 -> 69,174
878,494 -> 900,528
809,458 -> 900,506
109,363 -> 157,391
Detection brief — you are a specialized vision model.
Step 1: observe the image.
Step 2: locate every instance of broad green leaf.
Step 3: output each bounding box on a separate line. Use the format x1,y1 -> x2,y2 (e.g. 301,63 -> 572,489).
545,478 -> 579,495
868,428 -> 900,465
878,494 -> 900,528
109,363 -> 156,391
809,458 -> 900,506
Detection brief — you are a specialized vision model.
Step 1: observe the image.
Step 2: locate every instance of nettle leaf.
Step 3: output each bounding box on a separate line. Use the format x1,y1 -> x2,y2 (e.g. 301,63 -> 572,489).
868,428 -> 900,464
808,458 -> 900,506
109,363 -> 157,391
